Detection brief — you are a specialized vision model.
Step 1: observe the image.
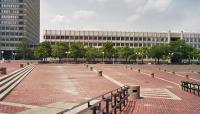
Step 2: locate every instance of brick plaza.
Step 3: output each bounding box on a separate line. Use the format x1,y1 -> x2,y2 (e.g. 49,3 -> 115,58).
0,63 -> 200,114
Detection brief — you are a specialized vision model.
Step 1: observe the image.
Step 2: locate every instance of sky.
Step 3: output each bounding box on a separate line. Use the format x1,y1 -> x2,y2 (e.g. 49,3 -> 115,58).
40,0 -> 200,39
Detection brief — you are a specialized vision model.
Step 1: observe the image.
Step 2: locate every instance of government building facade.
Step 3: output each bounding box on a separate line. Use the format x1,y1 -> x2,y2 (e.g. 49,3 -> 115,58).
44,30 -> 200,49
0,0 -> 40,59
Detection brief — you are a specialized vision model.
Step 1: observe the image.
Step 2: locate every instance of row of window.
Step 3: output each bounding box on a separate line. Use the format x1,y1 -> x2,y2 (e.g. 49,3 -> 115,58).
0,21 -> 24,25
0,32 -> 24,36
183,38 -> 200,43
0,0 -> 23,2
0,15 -> 23,19
44,36 -> 168,42
1,43 -> 17,47
0,26 -> 24,30
0,4 -> 23,8
0,9 -> 23,14
1,38 -> 22,41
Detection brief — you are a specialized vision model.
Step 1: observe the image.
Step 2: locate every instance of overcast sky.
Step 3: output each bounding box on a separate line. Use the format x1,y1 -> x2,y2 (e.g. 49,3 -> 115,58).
41,0 -> 200,38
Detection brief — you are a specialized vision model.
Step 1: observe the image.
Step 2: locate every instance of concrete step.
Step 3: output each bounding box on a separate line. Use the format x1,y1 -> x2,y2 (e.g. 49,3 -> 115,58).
0,65 -> 35,100
0,66 -> 33,93
0,65 -> 32,87
0,65 -> 30,82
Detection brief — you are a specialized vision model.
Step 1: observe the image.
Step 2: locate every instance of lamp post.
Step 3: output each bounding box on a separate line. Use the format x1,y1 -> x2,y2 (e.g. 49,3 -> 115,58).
112,54 -> 115,64
102,52 -> 104,64
169,52 -> 174,64
13,52 -> 16,60
65,51 -> 71,63
1,51 -> 4,60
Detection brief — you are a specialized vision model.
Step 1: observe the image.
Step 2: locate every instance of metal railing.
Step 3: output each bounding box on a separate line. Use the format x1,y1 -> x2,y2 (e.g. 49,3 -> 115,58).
181,81 -> 200,96
58,86 -> 129,114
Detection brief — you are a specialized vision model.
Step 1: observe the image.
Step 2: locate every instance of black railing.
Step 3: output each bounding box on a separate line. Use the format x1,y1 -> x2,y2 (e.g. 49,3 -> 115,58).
181,81 -> 200,96
58,86 -> 129,114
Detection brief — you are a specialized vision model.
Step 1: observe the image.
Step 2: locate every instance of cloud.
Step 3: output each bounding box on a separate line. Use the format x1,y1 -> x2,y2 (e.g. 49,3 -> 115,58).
51,15 -> 65,22
126,0 -> 173,22
72,10 -> 97,20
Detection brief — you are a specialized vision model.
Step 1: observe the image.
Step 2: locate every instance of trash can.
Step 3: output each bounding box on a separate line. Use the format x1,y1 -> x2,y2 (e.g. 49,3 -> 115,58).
128,85 -> 140,99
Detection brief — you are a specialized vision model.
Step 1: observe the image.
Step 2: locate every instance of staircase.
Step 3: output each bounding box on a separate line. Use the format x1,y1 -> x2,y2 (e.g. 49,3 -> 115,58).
0,64 -> 35,100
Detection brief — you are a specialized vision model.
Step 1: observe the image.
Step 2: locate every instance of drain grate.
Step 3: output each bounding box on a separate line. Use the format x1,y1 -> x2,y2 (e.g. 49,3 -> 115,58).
141,88 -> 181,100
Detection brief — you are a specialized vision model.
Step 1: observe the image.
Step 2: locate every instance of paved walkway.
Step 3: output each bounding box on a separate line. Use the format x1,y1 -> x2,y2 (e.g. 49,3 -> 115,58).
1,64 -> 117,114
93,64 -> 200,114
0,63 -> 21,77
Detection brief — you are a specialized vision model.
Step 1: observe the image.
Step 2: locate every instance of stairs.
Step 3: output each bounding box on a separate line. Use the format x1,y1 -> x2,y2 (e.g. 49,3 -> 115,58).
0,65 -> 35,100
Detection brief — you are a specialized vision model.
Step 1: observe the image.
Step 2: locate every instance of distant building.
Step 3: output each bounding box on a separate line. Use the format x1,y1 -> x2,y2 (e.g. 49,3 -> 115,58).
43,30 -> 200,49
0,0 -> 40,59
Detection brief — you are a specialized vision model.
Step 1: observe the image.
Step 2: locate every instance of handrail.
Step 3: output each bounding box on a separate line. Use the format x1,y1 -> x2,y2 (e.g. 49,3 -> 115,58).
58,85 -> 129,114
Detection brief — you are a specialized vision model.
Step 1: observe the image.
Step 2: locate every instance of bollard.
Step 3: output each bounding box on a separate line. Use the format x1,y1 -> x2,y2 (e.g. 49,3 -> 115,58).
86,65 -> 89,68
27,62 -> 30,65
172,71 -> 175,75
138,69 -> 140,73
98,71 -> 103,77
128,85 -> 140,99
130,67 -> 133,70
90,67 -> 93,71
151,73 -> 154,78
158,68 -> 161,70
186,75 -> 189,79
0,67 -> 7,75
164,69 -> 166,72
125,66 -> 128,69
20,64 -> 24,68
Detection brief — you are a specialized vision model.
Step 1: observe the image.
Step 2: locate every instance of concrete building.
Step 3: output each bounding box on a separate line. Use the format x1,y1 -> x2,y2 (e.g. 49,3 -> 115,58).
0,0 -> 40,59
43,30 -> 200,49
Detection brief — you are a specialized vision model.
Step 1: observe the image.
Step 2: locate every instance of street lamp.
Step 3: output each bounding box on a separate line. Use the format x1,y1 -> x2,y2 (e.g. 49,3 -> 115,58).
102,52 -> 104,64
65,51 -> 71,63
1,51 -> 4,60
169,52 -> 174,64
13,52 -> 16,60
112,54 -> 115,64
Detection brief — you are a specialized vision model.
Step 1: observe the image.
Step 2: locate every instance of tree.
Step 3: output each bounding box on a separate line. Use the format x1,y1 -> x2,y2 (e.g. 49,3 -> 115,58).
118,47 -> 132,64
150,45 -> 167,64
128,48 -> 137,63
169,40 -> 194,64
85,47 -> 97,63
52,42 -> 68,63
34,42 -> 51,63
69,42 -> 85,62
135,47 -> 149,64
17,39 -> 30,60
102,42 -> 115,59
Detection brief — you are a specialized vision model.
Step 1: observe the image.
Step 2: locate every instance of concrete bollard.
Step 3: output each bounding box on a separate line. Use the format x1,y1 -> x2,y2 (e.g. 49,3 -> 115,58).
164,69 -> 166,72
0,67 -> 7,75
20,64 -> 24,68
27,62 -> 30,65
186,75 -> 189,79
86,65 -> 89,68
130,67 -> 133,70
90,67 -> 93,71
138,69 -> 140,73
128,85 -> 140,100
172,71 -> 175,75
98,71 -> 103,77
151,73 -> 154,78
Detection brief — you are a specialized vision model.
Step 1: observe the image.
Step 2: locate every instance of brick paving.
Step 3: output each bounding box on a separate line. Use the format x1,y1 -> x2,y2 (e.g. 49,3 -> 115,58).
1,64 -> 117,113
0,64 -> 200,114
0,63 -> 21,77
93,64 -> 200,114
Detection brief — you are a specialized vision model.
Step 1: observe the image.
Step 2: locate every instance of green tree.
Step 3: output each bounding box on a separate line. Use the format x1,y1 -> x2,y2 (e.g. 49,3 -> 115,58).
34,42 -> 51,63
118,47 -> 132,64
52,42 -> 69,63
69,42 -> 85,62
85,47 -> 97,63
135,47 -> 149,64
128,48 -> 137,63
102,42 -> 115,59
169,40 -> 194,64
150,45 -> 167,64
